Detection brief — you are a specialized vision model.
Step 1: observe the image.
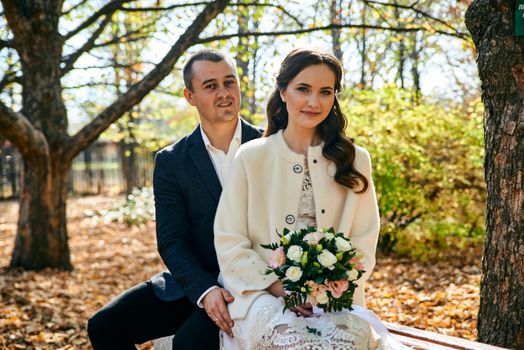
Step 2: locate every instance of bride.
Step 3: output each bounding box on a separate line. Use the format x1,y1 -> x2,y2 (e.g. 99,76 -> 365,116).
214,48 -> 402,349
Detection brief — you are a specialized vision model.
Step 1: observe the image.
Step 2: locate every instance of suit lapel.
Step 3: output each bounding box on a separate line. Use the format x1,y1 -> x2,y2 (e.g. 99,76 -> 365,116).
240,118 -> 263,143
188,119 -> 261,203
188,126 -> 222,203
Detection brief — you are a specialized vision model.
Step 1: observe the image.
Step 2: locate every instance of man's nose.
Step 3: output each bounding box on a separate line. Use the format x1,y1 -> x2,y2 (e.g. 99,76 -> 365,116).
216,85 -> 230,98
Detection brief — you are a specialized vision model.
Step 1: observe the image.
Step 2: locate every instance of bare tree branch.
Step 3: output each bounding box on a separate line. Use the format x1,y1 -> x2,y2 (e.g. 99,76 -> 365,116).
91,34 -> 150,49
63,0 -> 134,40
0,38 -> 14,49
119,1 -> 210,11
197,22 -> 470,44
70,61 -> 155,71
363,0 -> 463,35
121,2 -> 302,26
66,0 -> 230,160
61,15 -> 113,75
0,72 -> 22,92
0,100 -> 48,168
63,82 -> 118,89
61,0 -> 90,16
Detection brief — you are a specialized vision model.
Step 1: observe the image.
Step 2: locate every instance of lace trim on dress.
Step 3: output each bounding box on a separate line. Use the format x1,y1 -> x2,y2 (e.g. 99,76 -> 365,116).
296,157 -> 317,230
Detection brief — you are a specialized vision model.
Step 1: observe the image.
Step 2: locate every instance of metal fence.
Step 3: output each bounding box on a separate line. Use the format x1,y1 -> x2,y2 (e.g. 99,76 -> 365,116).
0,141 -> 155,200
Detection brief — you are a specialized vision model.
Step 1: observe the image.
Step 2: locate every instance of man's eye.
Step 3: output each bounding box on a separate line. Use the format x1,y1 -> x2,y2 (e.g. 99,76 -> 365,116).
225,80 -> 235,86
205,84 -> 216,89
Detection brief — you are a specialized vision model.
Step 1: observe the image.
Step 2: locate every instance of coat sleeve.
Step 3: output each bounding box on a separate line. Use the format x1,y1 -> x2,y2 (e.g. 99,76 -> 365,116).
214,152 -> 278,296
349,148 -> 380,306
154,150 -> 218,305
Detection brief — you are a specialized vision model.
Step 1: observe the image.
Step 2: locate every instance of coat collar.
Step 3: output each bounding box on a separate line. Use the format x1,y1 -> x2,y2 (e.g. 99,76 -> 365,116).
270,129 -> 324,163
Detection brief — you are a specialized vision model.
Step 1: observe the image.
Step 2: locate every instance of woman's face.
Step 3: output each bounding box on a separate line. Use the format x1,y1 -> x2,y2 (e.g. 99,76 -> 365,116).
280,64 -> 336,132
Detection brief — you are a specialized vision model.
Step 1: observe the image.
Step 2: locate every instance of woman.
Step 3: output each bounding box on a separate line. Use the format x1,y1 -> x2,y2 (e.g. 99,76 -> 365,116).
214,48 -> 396,349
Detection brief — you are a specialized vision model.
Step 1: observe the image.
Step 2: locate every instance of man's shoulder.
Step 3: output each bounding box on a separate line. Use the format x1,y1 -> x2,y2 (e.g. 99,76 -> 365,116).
155,133 -> 193,161
240,117 -> 264,142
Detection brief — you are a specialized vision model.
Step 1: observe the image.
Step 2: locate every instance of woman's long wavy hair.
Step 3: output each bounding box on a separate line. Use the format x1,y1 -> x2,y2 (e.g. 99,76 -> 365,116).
264,48 -> 368,193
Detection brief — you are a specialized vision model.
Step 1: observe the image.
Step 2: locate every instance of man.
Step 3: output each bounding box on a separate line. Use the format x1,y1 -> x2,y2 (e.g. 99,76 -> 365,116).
87,48 -> 262,349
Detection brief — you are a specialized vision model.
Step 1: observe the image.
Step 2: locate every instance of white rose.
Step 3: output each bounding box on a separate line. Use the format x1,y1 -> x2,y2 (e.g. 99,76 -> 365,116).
316,292 -> 329,305
317,250 -> 337,268
285,266 -> 303,282
287,245 -> 303,262
347,269 -> 359,281
324,232 -> 335,240
335,237 -> 353,252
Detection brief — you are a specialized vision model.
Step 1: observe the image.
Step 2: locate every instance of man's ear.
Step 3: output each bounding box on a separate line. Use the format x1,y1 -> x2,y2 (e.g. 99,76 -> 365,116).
183,88 -> 195,106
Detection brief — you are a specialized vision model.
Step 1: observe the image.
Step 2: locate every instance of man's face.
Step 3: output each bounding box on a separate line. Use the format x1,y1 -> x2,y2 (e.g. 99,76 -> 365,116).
184,59 -> 241,126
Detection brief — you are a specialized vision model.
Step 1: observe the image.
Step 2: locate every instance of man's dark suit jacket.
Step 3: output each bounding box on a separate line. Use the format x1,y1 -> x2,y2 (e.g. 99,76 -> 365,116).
150,118 -> 262,305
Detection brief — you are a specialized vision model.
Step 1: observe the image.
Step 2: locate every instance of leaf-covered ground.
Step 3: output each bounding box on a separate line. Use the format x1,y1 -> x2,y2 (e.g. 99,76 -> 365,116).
0,196 -> 482,349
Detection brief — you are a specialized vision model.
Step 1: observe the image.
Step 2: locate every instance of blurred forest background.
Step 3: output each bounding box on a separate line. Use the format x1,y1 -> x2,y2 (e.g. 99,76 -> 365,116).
0,0 -> 509,349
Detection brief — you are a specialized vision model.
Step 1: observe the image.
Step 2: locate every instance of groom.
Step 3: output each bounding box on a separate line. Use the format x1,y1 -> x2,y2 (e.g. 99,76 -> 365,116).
87,49 -> 262,349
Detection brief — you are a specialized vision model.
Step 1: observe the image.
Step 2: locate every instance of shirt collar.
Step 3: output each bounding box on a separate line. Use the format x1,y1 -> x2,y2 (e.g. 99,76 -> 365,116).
200,118 -> 242,152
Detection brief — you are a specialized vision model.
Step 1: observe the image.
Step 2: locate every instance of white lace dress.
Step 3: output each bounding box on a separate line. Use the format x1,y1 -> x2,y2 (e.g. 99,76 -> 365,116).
220,158 -> 398,350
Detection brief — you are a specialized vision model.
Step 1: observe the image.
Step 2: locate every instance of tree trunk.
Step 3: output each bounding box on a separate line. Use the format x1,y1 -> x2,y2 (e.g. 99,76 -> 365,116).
11,157 -> 72,270
4,1 -> 73,270
393,1 -> 406,89
236,6 -> 251,121
411,30 -> 421,103
465,2 -> 524,348
84,146 -> 93,192
119,112 -> 138,195
330,0 -> 343,62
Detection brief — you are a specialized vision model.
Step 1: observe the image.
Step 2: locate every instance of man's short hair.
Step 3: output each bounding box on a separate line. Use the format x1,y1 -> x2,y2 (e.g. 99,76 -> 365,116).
183,48 -> 234,91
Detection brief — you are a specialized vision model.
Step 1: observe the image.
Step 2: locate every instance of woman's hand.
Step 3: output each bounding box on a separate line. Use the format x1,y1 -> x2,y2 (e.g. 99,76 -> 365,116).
267,282 -> 313,317
291,302 -> 313,317
266,280 -> 286,297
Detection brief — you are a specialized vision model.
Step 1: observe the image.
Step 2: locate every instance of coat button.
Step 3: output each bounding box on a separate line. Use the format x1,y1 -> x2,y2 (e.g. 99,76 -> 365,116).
321,209 -> 325,214
293,164 -> 303,173
285,214 -> 295,224
313,159 -> 317,164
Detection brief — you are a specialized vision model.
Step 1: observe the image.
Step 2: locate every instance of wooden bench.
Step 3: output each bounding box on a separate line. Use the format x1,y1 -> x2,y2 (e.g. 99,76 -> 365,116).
385,322 -> 508,350
153,324 -> 509,349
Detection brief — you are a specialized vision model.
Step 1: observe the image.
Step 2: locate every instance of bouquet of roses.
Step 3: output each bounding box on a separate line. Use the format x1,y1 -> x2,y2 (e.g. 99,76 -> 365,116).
261,226 -> 365,313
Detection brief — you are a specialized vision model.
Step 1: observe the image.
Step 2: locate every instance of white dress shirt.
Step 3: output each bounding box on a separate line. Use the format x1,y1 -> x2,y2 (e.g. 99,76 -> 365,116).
196,118 -> 242,307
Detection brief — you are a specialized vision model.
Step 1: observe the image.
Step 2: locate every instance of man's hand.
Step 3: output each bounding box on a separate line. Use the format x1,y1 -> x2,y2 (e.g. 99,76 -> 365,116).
202,288 -> 235,337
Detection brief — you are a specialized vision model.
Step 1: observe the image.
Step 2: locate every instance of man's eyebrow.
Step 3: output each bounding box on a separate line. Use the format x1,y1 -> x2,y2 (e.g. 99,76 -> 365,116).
201,78 -> 217,86
201,75 -> 236,86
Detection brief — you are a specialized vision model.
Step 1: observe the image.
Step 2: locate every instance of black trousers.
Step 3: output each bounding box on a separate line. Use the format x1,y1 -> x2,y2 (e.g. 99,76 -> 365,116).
87,281 -> 219,350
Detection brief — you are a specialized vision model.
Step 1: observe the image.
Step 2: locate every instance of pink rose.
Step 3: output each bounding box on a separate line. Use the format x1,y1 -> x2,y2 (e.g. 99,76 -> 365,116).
327,280 -> 349,299
269,247 -> 286,268
303,231 -> 324,245
306,280 -> 329,306
350,256 -> 364,270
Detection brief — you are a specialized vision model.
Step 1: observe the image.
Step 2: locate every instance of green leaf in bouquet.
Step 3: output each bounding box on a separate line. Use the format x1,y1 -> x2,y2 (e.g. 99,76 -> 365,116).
260,242 -> 279,250
283,292 -> 308,312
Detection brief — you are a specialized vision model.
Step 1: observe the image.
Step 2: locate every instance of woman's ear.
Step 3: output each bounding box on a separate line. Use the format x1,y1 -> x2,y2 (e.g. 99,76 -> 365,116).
280,89 -> 287,103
